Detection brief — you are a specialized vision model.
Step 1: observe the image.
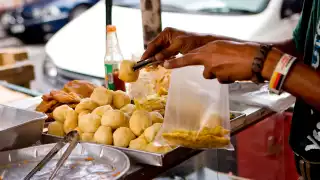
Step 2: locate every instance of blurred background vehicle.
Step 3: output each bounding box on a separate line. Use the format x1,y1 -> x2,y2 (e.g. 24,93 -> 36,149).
43,0 -> 303,89
0,0 -> 100,43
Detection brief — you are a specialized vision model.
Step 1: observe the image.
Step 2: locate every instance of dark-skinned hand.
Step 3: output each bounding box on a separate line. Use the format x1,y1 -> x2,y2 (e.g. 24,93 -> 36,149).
163,40 -> 260,83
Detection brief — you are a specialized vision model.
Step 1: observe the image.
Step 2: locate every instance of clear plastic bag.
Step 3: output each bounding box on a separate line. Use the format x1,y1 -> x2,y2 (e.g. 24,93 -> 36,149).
229,83 -> 296,112
127,67 -> 170,117
155,66 -> 232,149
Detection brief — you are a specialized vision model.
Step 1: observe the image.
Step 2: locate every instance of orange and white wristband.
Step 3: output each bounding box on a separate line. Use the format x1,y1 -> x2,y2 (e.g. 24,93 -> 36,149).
269,54 -> 297,95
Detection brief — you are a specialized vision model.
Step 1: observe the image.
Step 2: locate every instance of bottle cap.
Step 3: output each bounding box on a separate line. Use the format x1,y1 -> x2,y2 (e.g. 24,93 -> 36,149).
107,25 -> 116,32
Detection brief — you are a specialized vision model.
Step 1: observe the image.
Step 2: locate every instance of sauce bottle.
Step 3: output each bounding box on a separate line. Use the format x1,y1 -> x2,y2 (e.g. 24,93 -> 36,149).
104,25 -> 126,91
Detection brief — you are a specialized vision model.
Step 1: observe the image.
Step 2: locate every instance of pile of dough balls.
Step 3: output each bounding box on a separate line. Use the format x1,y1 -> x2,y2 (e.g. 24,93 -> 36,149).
48,86 -> 171,154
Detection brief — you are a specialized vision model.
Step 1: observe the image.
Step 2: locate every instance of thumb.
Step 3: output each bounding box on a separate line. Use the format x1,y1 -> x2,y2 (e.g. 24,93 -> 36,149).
163,53 -> 203,69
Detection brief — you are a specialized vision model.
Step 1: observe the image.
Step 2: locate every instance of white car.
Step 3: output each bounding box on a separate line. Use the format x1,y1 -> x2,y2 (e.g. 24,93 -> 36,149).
43,0 -> 302,89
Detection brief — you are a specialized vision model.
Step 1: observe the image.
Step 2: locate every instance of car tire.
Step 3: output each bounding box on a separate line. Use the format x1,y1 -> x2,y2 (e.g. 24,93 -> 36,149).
69,5 -> 90,21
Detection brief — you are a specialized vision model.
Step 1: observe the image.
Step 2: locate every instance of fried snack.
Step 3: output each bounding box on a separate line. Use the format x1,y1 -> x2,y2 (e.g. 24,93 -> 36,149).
92,105 -> 113,117
113,127 -> 136,147
42,94 -> 53,101
48,121 -> 64,137
50,90 -> 81,104
67,103 -> 78,109
129,110 -> 152,136
93,126 -> 113,145
78,110 -> 90,118
157,87 -> 168,96
152,67 -> 171,95
63,109 -> 78,134
78,113 -> 101,133
162,126 -> 230,149
112,90 -> 131,109
129,135 -> 148,150
63,80 -> 97,98
149,111 -> 164,124
119,104 -> 136,116
101,110 -> 128,130
75,98 -> 99,114
134,94 -> 166,112
52,105 -> 72,123
36,100 -> 58,113
81,132 -> 94,142
119,60 -> 140,82
90,86 -> 113,106
144,123 -> 162,143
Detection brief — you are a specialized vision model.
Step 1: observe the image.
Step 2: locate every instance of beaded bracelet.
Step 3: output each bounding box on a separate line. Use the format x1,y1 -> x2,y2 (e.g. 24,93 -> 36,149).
252,44 -> 273,84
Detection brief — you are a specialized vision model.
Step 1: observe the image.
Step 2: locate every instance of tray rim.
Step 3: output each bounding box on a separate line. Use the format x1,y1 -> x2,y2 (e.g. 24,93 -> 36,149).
0,142 -> 130,180
0,104 -> 47,132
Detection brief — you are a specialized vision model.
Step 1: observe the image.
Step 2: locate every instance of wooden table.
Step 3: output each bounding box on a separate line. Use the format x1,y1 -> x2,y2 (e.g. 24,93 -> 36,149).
0,61 -> 35,88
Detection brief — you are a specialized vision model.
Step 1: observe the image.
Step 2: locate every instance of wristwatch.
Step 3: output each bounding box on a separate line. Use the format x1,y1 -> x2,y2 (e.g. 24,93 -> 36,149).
251,44 -> 273,84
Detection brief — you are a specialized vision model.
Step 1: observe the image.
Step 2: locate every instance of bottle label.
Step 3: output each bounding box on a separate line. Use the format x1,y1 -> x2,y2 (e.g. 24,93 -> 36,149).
105,64 -> 115,90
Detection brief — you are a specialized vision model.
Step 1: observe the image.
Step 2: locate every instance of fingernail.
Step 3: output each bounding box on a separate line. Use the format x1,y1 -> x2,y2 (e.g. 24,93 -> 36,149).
164,61 -> 170,68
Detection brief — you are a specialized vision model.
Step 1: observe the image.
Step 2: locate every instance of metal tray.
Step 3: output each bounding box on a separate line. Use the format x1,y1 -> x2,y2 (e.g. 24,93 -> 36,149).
41,111 -> 246,167
0,143 -> 130,180
0,104 -> 47,151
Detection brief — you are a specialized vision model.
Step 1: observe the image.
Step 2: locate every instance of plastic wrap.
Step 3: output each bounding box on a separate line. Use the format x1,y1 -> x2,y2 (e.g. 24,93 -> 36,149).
156,66 -> 232,149
229,83 -> 296,112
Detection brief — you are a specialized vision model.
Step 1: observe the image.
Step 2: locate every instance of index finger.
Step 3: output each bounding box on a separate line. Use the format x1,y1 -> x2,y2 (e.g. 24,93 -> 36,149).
163,53 -> 203,69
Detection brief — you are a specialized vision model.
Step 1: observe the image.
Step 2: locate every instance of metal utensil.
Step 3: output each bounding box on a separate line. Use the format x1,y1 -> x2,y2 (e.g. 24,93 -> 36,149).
132,57 -> 158,71
24,131 -> 79,180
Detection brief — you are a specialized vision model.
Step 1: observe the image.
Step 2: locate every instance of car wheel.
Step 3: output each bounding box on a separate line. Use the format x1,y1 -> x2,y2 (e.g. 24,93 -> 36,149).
69,5 -> 90,21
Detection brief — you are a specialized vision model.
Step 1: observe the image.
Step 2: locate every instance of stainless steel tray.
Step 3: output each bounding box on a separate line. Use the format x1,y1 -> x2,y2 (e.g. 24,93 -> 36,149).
0,104 -> 47,151
42,111 -> 246,167
0,143 -> 130,180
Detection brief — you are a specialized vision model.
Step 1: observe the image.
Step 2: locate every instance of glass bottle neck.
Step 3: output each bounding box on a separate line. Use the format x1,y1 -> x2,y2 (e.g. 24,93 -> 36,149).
105,31 -> 123,60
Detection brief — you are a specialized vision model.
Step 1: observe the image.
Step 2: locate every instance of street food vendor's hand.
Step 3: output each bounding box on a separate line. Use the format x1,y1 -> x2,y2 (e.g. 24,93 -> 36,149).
141,27 -> 207,62
164,40 -> 258,83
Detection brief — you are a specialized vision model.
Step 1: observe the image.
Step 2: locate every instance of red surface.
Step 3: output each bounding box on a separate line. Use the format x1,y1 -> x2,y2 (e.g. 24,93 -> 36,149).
237,113 -> 299,180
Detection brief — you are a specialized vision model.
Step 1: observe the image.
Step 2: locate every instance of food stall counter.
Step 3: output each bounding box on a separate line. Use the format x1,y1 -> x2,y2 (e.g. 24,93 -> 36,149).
3,97 -> 275,180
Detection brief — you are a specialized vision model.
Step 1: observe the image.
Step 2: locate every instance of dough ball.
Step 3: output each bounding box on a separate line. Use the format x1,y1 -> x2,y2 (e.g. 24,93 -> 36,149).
81,132 -> 94,142
90,86 -> 113,106
63,109 -> 78,134
78,110 -> 90,118
150,111 -> 164,124
52,105 -> 72,123
145,143 -> 172,154
120,104 -> 136,116
144,123 -> 162,143
119,60 -> 140,82
75,98 -> 99,113
101,110 -> 128,130
129,110 -> 152,136
129,135 -> 148,150
113,127 -> 136,147
93,126 -> 113,145
112,90 -> 131,109
73,127 -> 83,136
78,113 -> 101,133
92,105 -> 113,117
48,121 -> 65,137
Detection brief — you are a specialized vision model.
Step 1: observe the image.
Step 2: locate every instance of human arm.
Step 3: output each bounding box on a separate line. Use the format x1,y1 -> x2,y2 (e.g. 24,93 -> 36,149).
262,48 -> 320,111
162,40 -> 320,112
141,27 -> 302,62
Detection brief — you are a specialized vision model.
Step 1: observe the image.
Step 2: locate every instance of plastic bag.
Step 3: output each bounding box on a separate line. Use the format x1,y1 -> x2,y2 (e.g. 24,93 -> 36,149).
127,66 -> 170,117
229,83 -> 296,112
155,66 -> 232,149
